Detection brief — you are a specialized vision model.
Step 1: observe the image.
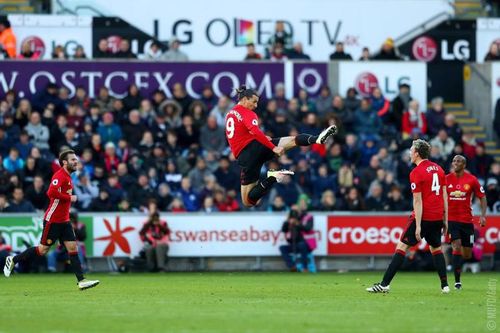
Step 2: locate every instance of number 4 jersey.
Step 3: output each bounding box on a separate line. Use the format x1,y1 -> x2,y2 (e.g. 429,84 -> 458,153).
225,104 -> 275,158
409,159 -> 446,221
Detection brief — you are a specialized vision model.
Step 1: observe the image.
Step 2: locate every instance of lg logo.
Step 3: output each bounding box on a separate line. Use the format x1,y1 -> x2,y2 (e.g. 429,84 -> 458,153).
412,36 -> 470,62
354,72 -> 378,97
21,36 -> 45,58
412,36 -> 437,62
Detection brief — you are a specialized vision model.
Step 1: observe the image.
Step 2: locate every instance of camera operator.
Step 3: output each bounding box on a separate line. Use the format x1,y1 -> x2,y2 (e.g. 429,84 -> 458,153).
139,212 -> 171,272
279,208 -> 315,272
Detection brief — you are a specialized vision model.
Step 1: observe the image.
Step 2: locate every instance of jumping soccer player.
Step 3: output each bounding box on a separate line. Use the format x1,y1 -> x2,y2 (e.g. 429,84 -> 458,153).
4,150 -> 99,290
226,85 -> 337,207
366,139 -> 450,293
446,155 -> 487,290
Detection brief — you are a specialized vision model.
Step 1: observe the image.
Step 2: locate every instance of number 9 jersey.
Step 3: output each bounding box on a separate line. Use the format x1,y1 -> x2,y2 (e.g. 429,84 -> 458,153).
409,159 -> 446,221
225,104 -> 275,158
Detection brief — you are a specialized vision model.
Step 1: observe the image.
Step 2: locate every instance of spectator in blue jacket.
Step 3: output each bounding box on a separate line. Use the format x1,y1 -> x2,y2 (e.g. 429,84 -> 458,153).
178,177 -> 200,212
3,147 -> 24,173
97,112 -> 122,145
354,98 -> 382,140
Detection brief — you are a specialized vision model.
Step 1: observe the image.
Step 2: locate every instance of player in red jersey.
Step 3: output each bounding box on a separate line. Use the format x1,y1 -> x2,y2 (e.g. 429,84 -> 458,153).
367,139 -> 450,293
226,85 -> 337,207
4,150 -> 99,290
446,155 -> 487,290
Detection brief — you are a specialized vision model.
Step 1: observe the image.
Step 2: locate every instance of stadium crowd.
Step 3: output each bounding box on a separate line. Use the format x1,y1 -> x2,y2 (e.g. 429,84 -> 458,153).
0,79 -> 498,214
0,18 -> 499,214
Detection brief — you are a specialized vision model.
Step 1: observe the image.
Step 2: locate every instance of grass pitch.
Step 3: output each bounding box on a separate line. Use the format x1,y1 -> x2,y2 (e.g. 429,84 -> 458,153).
0,272 -> 496,333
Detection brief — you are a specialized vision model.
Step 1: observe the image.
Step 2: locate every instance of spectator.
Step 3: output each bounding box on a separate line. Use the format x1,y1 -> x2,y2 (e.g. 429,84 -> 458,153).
188,157 -> 214,191
365,181 -> 386,211
312,164 -> 337,201
213,156 -> 239,192
444,113 -> 463,144
177,177 -> 200,212
176,115 -> 200,149
156,183 -> 173,211
484,42 -> 500,61
288,42 -> 310,60
353,98 -> 382,138
129,174 -> 157,210
169,197 -> 186,213
145,42 -> 163,60
315,86 -> 333,116
172,82 -> 194,114
200,86 -> 218,111
341,187 -> 365,211
326,143 -> 343,173
3,147 -> 24,173
89,189 -> 115,211
14,130 -> 33,160
24,175 -> 48,210
269,195 -> 288,212
18,41 -> 40,59
270,175 -> 302,207
74,173 -> 99,211
117,162 -> 135,190
24,113 -> 49,154
386,186 -> 410,211
494,98 -> 500,143
279,209 -> 314,272
32,83 -> 63,113
273,83 -> 288,111
329,42 -> 352,60
97,112 -> 122,145
469,144 -> 495,180
115,39 -> 137,58
139,212 -> 171,272
123,84 -> 142,111
244,43 -> 262,60
122,110 -> 148,149
485,178 -> 499,212
0,18 -> 17,58
370,87 -> 391,124
344,87 -> 361,113
213,189 -> 240,212
51,45 -> 66,59
72,45 -> 87,59
160,100 -> 182,128
402,100 -> 427,139
359,47 -> 371,61
317,190 -> 339,211
426,97 -> 447,137
95,87 -> 114,112
390,83 -> 412,132
430,129 -> 455,160
461,131 -> 478,160
95,38 -> 111,58
162,38 -> 188,61
3,114 -> 20,142
266,21 -> 293,56
200,115 -> 226,154
5,187 -> 35,212
372,38 -> 402,60
269,42 -> 288,61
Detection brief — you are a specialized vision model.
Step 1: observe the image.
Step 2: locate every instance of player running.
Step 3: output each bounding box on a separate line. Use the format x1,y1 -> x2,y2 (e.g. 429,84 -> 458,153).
366,139 -> 450,293
4,150 -> 99,291
446,155 -> 487,290
226,85 -> 337,207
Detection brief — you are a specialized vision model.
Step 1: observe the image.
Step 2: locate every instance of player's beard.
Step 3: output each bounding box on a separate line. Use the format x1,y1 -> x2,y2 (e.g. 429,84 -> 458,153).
66,163 -> 77,173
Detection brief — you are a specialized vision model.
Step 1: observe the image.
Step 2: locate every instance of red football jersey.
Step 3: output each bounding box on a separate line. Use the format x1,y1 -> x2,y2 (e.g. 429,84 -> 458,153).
446,172 -> 485,223
44,168 -> 73,223
225,104 -> 275,158
409,159 -> 446,221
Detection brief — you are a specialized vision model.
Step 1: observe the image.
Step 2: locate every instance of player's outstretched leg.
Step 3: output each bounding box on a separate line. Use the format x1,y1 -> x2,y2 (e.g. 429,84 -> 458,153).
4,246 -> 46,277
367,242 -> 409,293
278,125 -> 338,152
430,247 -> 449,293
451,240 -> 463,290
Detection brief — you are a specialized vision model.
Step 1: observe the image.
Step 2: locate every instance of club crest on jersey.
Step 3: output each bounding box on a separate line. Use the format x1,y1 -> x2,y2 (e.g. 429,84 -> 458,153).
463,184 -> 470,191
47,239 -> 52,245
52,179 -> 58,186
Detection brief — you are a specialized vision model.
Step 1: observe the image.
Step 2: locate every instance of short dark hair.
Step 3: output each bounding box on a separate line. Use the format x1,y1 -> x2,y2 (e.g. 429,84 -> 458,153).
235,85 -> 258,101
412,139 -> 431,159
59,149 -> 75,166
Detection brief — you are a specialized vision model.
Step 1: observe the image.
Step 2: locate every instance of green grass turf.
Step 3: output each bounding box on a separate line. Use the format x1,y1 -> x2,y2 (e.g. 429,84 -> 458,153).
0,272 -> 497,333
